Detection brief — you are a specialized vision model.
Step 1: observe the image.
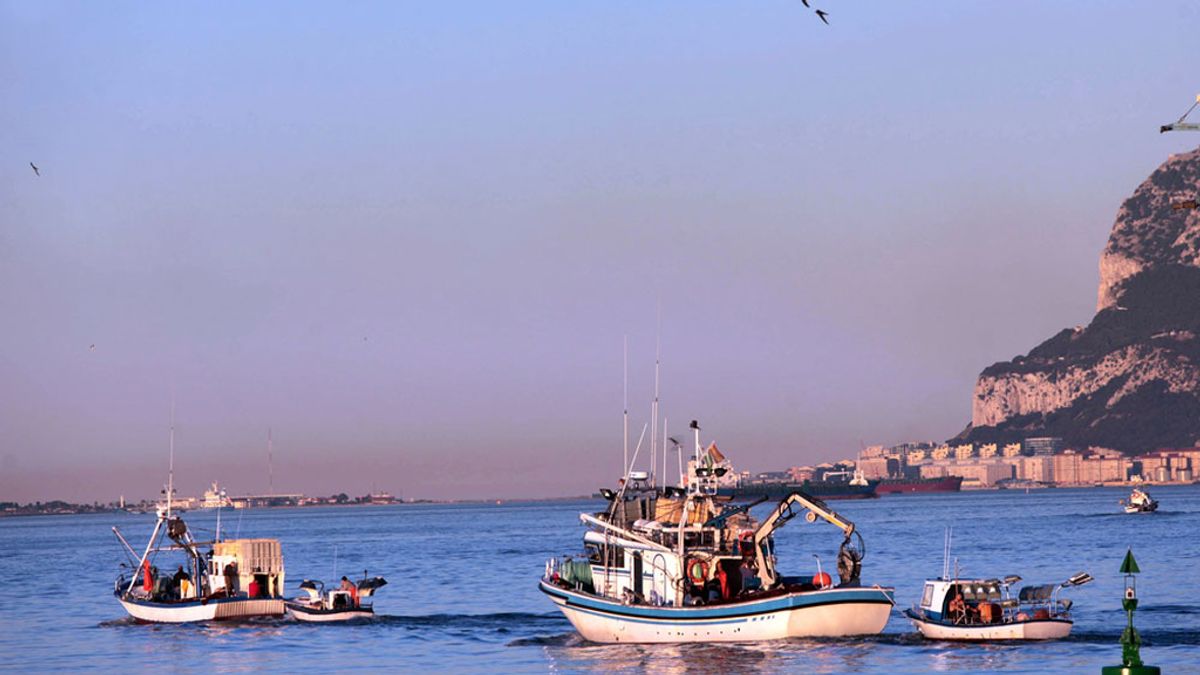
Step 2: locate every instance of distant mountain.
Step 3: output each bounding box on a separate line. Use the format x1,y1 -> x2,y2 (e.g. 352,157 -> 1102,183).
960,147 -> 1200,453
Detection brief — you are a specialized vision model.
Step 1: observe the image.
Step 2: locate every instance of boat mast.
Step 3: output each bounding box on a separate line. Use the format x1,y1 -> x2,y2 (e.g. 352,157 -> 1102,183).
650,309 -> 660,487
167,399 -> 175,520
623,335 -> 629,479
268,427 -> 274,496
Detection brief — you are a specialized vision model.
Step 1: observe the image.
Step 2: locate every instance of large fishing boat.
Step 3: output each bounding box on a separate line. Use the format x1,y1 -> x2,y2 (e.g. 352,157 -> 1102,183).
540,420 -> 895,643
111,419 -> 286,623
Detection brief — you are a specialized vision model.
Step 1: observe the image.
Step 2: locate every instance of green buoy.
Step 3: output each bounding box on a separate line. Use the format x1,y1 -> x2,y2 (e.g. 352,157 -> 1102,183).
1101,549 -> 1160,675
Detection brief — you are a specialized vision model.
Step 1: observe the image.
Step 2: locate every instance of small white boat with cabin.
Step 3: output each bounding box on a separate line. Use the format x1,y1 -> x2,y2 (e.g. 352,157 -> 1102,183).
903,538 -> 1093,641
285,574 -> 388,622
540,420 -> 895,644
1121,487 -> 1158,514
111,419 -> 287,623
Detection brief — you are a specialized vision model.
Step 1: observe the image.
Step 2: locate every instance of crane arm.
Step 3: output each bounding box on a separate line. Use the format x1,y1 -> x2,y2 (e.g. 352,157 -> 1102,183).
1161,95 -> 1200,132
751,491 -> 856,589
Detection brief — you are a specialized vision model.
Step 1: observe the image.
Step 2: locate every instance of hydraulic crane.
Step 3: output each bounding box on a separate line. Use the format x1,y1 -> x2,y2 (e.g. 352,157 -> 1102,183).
1160,94 -> 1200,133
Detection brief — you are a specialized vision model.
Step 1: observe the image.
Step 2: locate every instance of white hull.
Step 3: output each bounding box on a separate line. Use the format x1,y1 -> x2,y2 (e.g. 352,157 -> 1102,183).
286,602 -> 374,622
542,582 -> 893,644
119,597 -> 284,623
908,615 -> 1072,641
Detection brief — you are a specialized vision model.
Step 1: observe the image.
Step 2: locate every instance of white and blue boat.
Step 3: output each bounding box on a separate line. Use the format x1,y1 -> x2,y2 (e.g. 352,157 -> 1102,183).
540,420 -> 895,643
902,536 -> 1093,641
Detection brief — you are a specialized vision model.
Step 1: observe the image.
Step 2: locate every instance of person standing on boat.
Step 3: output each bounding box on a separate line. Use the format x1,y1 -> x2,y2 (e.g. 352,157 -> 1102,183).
340,576 -> 359,607
223,561 -> 238,598
172,565 -> 191,599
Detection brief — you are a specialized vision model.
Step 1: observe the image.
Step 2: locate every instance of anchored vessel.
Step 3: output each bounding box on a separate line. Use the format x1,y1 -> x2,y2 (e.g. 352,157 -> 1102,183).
286,574 -> 388,622
111,420 -> 286,623
540,420 -> 895,643
1121,487 -> 1158,514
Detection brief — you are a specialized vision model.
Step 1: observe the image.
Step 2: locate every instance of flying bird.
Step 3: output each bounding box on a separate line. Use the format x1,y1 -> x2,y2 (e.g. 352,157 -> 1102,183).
89,344 -> 95,352
30,162 -> 40,176
801,0 -> 810,6
816,9 -> 829,24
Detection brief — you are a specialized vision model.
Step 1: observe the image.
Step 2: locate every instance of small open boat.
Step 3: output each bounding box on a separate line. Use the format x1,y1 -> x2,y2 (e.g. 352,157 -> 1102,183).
286,574 -> 387,622
904,571 -> 1093,640
1121,487 -> 1158,514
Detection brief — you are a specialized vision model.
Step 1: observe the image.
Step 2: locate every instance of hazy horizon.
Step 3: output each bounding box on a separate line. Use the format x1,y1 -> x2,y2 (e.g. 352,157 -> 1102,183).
3,1 -> 1198,502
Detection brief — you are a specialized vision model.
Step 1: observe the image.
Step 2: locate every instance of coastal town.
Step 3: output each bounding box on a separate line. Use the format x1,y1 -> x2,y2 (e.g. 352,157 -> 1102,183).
734,437 -> 1200,493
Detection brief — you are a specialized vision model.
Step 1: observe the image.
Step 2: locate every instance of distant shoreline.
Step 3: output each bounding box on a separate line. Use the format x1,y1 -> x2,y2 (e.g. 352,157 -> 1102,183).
0,494 -> 600,518
6,483 -> 1199,519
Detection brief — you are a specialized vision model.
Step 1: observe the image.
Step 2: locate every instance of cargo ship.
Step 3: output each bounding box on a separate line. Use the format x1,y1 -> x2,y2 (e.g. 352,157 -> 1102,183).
875,475 -> 963,495
720,472 -> 879,500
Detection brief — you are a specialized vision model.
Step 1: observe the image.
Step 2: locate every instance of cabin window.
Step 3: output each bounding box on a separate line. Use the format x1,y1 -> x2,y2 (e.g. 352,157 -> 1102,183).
921,584 -> 934,608
591,544 -> 625,568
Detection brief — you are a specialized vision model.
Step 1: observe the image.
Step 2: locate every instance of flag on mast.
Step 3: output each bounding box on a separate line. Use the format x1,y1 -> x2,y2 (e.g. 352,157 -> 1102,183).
706,442 -> 725,465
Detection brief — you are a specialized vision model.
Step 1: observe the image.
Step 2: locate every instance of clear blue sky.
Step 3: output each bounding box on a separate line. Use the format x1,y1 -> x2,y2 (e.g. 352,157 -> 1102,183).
2,1 -> 1197,502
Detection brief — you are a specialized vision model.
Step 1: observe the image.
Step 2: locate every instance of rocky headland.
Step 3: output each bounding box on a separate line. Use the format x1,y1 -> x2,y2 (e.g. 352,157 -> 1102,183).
960,147 -> 1200,453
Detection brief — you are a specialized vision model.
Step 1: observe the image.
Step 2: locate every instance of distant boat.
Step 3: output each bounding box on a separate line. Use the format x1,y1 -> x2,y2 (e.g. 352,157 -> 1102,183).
1121,487 -> 1158,514
875,475 -> 963,495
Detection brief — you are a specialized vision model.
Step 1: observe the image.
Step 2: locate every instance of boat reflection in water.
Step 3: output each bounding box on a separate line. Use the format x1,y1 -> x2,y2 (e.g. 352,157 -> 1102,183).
540,420 -> 895,643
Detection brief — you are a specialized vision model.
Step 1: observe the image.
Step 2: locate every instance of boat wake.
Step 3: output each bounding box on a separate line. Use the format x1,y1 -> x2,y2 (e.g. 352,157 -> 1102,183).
1065,630 -> 1200,647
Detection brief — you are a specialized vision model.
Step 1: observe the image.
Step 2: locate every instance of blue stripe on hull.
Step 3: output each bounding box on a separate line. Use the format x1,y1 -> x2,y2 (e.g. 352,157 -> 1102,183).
540,581 -> 894,623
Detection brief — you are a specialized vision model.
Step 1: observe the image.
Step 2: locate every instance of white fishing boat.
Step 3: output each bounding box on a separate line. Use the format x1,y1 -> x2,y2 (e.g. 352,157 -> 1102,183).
111,417 -> 286,623
540,420 -> 895,644
1121,487 -> 1158,514
285,574 -> 387,622
903,534 -> 1093,641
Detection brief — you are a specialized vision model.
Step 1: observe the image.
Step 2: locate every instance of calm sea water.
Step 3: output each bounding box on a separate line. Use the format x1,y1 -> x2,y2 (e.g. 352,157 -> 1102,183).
1,486 -> 1198,673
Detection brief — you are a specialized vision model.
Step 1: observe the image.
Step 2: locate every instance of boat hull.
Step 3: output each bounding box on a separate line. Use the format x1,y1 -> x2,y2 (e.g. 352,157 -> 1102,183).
285,601 -> 375,622
904,609 -> 1072,641
118,595 -> 285,623
540,581 -> 895,643
875,476 -> 963,495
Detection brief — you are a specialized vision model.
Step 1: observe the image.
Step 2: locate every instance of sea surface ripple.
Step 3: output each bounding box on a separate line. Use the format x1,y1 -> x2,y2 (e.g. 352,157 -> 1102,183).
1,486 -> 1198,672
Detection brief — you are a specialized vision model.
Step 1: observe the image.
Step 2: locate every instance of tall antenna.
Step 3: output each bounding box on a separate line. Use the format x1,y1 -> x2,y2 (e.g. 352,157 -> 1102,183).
623,335 -> 629,478
267,427 -> 274,496
167,395 -> 175,519
650,304 -> 661,486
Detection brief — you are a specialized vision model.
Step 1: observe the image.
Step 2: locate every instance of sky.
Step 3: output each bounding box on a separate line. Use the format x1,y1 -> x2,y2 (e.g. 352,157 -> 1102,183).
2,1 -> 1198,502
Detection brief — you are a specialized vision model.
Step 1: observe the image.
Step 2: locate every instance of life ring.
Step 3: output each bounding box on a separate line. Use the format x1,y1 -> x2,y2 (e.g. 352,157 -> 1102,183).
686,558 -> 708,585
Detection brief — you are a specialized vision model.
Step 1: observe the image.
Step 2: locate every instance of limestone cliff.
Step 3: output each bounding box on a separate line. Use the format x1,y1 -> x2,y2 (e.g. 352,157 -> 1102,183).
962,148 -> 1200,453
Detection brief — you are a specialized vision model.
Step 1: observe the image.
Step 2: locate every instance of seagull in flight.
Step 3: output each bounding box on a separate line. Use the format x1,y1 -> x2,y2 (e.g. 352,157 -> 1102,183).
30,162 -> 40,176
816,9 -> 830,24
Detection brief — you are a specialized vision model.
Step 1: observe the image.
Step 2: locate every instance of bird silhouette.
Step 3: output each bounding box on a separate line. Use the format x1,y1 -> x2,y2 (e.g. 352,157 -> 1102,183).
89,344 -> 95,352
30,162 -> 40,176
801,0 -> 810,6
816,9 -> 829,24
